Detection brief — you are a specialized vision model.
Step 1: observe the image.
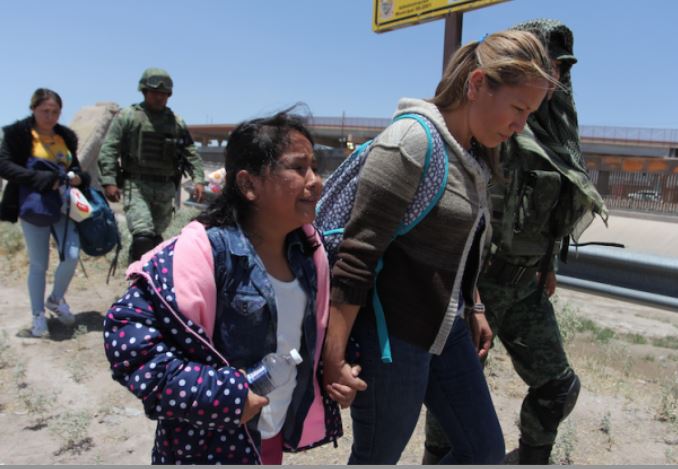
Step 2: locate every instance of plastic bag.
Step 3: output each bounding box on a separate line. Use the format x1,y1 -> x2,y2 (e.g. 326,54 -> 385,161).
64,187 -> 93,222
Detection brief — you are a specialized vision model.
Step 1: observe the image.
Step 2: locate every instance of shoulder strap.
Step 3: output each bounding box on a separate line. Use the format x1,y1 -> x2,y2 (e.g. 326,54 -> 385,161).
392,113 -> 449,235
372,113 -> 450,363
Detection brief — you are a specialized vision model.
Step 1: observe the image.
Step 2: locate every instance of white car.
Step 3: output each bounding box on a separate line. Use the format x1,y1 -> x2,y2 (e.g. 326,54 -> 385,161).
627,190 -> 661,202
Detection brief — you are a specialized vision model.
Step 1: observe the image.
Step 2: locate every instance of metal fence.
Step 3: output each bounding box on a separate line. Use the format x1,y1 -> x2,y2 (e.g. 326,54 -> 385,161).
589,170 -> 678,215
602,197 -> 678,214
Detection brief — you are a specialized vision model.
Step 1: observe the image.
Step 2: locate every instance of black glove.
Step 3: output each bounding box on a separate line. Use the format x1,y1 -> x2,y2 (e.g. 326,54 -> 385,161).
31,170 -> 60,192
78,170 -> 92,189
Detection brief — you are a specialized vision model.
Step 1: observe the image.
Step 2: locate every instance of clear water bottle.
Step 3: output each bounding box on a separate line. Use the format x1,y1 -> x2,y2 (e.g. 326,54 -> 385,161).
246,348 -> 303,396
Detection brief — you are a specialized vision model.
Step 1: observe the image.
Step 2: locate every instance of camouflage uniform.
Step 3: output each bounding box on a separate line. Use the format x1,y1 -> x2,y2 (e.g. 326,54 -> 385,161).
423,20 -> 608,465
98,68 -> 205,261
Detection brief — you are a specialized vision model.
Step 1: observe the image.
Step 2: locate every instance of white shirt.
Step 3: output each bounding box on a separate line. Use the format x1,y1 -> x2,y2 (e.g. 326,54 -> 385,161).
257,274 -> 307,438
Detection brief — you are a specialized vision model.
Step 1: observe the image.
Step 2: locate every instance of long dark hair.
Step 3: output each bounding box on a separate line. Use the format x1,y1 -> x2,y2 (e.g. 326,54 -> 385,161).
195,108 -> 319,254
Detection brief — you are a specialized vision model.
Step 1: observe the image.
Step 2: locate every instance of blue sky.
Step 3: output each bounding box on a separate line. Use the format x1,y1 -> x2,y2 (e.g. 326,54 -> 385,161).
1,0 -> 676,129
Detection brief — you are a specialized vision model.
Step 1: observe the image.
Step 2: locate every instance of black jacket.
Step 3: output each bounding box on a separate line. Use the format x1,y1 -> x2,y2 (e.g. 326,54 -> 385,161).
0,116 -> 88,223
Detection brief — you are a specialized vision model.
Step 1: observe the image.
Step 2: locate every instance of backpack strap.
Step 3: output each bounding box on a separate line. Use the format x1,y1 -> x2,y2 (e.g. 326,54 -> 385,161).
106,242 -> 122,284
372,113 -> 449,363
51,180 -> 71,263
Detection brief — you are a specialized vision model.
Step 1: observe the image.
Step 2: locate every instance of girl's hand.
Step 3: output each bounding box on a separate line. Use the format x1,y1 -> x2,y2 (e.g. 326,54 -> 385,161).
241,389 -> 269,424
324,363 -> 366,408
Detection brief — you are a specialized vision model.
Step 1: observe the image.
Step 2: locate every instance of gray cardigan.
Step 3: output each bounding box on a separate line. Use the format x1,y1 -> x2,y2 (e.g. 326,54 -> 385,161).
331,98 -> 492,353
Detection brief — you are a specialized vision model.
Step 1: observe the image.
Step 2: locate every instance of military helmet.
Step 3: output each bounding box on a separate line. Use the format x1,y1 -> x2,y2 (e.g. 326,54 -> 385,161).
138,67 -> 173,94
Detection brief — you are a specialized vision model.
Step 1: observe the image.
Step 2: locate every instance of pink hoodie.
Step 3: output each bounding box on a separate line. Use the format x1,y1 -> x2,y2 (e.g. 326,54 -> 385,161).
127,221 -> 331,448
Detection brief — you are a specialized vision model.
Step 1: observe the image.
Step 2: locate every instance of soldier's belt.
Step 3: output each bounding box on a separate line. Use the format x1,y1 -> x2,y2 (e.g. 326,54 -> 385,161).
482,258 -> 540,288
129,173 -> 175,183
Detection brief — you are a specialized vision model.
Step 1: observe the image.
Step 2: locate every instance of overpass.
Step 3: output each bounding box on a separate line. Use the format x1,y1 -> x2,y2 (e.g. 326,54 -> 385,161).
190,118 -> 678,216
188,116 -> 392,148
188,118 -> 678,158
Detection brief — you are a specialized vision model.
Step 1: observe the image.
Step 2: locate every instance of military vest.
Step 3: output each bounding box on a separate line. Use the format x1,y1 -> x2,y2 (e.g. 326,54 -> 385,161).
490,144 -> 591,267
123,104 -> 186,178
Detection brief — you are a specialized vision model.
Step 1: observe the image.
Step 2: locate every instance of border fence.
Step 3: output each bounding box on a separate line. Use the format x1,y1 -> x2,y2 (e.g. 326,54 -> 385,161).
589,170 -> 678,215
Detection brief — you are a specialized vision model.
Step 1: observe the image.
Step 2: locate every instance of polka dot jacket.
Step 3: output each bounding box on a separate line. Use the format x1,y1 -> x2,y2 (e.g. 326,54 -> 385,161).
103,222 -> 342,464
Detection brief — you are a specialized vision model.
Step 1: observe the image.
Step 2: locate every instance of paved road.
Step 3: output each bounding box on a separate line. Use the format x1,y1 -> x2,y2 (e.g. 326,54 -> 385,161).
579,210 -> 678,258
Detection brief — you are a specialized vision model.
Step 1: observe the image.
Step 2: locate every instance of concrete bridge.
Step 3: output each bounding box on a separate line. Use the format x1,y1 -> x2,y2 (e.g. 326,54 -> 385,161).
189,118 -> 678,159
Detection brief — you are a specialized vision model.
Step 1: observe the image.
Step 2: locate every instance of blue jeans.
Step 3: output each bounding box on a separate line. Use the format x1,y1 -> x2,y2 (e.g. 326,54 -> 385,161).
20,215 -> 80,316
348,314 -> 504,464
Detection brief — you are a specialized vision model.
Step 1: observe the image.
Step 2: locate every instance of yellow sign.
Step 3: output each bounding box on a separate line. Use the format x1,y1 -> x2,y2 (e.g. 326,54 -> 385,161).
373,0 -> 510,32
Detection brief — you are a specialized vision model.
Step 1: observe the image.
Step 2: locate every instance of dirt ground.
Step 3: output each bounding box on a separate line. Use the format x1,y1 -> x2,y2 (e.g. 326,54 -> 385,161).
0,220 -> 677,464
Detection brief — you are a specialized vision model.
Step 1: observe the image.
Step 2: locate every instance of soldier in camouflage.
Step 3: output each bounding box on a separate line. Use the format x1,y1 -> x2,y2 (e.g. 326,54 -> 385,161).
98,67 -> 206,262
423,20 -> 608,464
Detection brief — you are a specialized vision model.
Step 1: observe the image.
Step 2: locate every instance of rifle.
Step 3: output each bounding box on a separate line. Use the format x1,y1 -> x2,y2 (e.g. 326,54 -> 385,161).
173,128 -> 195,189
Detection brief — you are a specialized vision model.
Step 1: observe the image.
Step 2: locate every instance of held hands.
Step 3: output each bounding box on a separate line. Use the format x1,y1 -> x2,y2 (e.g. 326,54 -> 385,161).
103,184 -> 122,202
323,360 -> 367,409
322,304 -> 366,408
241,389 -> 269,424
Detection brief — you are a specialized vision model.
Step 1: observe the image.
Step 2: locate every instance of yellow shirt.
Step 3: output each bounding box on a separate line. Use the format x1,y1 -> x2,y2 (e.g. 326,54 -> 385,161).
31,129 -> 72,169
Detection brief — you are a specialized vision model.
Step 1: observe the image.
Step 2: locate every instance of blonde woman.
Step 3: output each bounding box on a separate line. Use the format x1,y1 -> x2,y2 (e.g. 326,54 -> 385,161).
322,30 -> 555,464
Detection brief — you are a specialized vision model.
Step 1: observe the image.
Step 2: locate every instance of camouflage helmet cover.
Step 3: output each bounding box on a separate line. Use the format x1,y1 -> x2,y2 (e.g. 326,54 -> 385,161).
512,19 -> 577,65
138,67 -> 173,93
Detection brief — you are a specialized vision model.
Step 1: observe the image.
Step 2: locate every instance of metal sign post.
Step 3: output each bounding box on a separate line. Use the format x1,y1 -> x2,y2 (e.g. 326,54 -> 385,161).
443,12 -> 463,73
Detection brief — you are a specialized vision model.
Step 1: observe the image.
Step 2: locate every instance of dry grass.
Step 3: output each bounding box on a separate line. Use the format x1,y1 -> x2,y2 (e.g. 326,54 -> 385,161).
49,411 -> 94,456
0,205 -> 676,464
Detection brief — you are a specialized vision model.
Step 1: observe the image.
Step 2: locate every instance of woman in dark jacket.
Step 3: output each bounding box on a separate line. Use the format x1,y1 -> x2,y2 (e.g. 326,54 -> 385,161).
0,88 -> 89,337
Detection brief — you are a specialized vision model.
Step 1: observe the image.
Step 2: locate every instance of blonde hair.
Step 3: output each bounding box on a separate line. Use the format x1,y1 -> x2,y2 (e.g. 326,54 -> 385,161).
432,30 -> 553,111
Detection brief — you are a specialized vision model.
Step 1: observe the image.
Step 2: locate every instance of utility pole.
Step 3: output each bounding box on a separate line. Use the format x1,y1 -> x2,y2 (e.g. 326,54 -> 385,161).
442,12 -> 463,75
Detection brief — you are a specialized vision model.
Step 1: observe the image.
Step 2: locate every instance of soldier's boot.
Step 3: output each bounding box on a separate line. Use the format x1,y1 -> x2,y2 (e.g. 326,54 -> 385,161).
129,234 -> 159,263
518,440 -> 552,465
422,410 -> 451,464
421,444 -> 448,465
519,370 -> 581,465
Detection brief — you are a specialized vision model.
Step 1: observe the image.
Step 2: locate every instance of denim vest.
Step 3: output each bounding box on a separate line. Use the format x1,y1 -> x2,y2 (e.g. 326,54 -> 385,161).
207,225 -> 320,446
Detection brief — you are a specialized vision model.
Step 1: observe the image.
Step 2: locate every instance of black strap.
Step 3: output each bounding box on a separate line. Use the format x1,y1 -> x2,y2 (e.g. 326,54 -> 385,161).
125,171 -> 175,183
79,258 -> 88,278
571,240 -> 625,248
62,185 -> 70,262
106,243 -> 122,284
536,238 -> 555,305
559,234 -> 570,264
51,181 -> 70,263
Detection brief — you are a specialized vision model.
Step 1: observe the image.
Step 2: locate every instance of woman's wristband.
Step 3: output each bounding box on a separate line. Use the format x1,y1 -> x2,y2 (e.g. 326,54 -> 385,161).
472,302 -> 486,314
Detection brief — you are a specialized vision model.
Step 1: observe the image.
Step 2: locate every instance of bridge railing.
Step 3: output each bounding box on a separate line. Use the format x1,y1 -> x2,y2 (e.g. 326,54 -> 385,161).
580,125 -> 678,146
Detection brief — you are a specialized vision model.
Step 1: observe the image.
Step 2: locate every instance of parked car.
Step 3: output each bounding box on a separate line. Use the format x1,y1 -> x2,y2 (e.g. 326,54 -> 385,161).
627,190 -> 661,202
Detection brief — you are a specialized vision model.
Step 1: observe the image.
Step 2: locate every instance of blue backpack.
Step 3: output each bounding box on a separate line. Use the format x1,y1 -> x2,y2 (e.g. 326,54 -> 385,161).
72,187 -> 122,282
18,158 -> 64,227
315,113 -> 449,363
